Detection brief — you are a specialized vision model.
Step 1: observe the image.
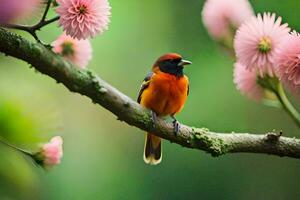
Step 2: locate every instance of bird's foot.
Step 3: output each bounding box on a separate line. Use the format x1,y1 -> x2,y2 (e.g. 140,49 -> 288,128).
173,120 -> 181,135
150,110 -> 157,128
171,116 -> 180,135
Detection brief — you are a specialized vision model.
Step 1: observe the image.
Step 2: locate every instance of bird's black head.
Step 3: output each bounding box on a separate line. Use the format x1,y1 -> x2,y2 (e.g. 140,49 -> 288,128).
154,53 -> 192,77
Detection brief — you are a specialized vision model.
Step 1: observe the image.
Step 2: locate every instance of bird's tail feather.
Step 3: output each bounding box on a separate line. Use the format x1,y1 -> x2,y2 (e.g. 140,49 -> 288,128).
143,133 -> 162,165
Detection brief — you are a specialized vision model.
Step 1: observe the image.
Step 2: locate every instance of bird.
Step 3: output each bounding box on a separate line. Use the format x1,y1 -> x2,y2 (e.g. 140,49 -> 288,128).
137,53 -> 191,165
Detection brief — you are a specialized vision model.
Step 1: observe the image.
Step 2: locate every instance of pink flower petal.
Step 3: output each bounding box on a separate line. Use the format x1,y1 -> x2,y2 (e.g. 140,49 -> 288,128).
234,13 -> 290,77
275,32 -> 300,94
0,0 -> 43,23
202,0 -> 254,40
52,33 -> 92,68
56,0 -> 111,40
42,136 -> 63,168
234,62 -> 264,101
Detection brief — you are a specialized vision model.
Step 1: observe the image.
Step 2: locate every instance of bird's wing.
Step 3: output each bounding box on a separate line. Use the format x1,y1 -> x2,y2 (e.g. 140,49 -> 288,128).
137,72 -> 154,103
187,84 -> 189,96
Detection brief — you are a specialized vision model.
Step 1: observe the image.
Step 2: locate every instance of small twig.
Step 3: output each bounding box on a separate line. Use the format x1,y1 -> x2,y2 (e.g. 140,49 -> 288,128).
0,0 -> 59,42
1,16 -> 59,43
32,16 -> 60,31
40,0 -> 52,23
0,139 -> 33,157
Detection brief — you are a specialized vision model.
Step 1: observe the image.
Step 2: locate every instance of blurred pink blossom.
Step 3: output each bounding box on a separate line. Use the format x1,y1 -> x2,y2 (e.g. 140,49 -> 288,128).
52,33 -> 92,68
202,0 -> 254,40
56,0 -> 111,39
0,0 -> 42,24
234,62 -> 264,101
234,13 -> 290,77
275,31 -> 300,91
41,136 -> 63,168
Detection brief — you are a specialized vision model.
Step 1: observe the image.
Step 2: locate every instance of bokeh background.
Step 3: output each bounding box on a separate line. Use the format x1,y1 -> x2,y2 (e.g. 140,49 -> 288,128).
1,0 -> 300,199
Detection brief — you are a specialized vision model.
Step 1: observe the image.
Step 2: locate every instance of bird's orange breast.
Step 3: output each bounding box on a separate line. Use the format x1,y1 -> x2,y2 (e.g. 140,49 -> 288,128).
140,73 -> 189,116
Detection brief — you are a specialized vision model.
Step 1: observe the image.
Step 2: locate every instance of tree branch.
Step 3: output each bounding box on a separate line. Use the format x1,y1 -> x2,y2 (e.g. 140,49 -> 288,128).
1,28 -> 300,159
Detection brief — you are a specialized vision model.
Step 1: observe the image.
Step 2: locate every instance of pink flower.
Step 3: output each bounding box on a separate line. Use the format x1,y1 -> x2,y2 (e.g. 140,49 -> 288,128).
234,62 -> 264,101
234,13 -> 290,77
202,0 -> 254,40
0,0 -> 42,24
275,32 -> 300,91
52,33 -> 92,68
41,136 -> 63,168
56,0 -> 111,39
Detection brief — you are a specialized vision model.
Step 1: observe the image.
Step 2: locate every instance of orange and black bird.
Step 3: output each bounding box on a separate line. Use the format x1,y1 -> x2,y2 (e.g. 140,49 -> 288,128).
137,53 -> 191,165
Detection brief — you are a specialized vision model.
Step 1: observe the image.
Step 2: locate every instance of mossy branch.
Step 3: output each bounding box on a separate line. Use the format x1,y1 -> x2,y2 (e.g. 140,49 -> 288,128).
1,28 -> 300,159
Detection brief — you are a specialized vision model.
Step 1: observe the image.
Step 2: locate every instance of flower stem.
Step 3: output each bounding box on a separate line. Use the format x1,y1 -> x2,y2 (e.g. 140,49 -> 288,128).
0,139 -> 33,157
275,83 -> 300,128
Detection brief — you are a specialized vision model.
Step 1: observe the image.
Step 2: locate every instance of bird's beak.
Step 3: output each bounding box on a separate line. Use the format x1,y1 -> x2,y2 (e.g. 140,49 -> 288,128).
178,60 -> 192,67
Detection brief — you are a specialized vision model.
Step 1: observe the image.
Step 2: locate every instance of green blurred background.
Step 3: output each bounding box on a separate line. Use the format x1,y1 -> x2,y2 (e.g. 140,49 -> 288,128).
1,0 -> 300,199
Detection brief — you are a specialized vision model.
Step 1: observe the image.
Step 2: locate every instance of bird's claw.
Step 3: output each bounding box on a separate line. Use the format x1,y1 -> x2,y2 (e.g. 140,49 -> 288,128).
172,119 -> 181,136
151,110 -> 157,128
